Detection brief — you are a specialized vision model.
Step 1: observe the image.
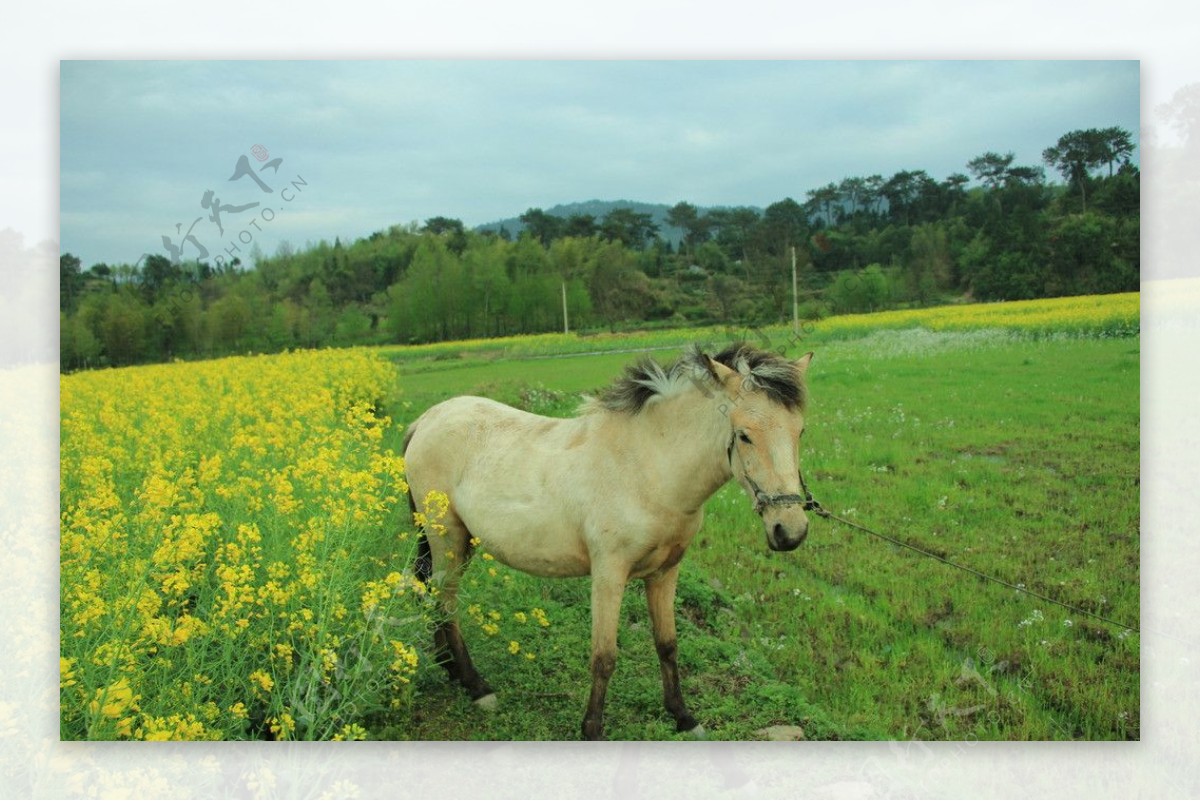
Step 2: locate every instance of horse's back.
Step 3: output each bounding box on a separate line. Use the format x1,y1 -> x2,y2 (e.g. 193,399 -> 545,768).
404,396 -> 595,576
407,395 -> 570,458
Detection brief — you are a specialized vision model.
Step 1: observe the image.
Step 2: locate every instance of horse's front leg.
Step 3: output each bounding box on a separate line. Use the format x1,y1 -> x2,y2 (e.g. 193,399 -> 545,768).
645,564 -> 703,737
581,567 -> 627,740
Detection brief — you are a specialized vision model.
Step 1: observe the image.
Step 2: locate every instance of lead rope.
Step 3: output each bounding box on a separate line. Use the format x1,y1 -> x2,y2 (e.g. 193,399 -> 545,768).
797,469 -> 1139,634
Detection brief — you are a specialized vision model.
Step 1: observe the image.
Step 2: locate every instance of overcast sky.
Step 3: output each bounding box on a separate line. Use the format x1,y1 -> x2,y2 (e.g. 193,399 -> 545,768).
60,60 -> 1140,268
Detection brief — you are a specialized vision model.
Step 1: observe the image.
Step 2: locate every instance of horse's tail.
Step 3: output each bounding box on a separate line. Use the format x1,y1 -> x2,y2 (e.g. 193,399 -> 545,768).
414,526 -> 432,585
403,421 -> 433,584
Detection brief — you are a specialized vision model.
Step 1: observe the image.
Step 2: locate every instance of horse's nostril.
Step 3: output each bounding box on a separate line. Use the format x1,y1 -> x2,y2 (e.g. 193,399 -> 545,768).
769,521 -> 806,551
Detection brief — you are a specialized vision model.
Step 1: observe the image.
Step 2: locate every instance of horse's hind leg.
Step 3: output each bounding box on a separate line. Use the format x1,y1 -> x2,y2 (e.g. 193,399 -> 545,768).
645,565 -> 703,737
422,517 -> 494,706
435,619 -> 494,706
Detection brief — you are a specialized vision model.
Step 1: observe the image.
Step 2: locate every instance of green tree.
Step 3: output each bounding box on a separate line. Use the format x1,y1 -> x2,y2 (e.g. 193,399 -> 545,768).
422,216 -> 468,254
99,291 -> 149,365
305,277 -> 336,346
667,202 -> 712,256
707,273 -> 751,323
826,265 -> 891,314
1092,163 -> 1140,217
907,223 -> 952,304
1046,211 -> 1138,296
562,214 -> 599,239
266,299 -> 302,349
549,237 -> 593,333
708,207 -> 762,264
149,287 -> 203,360
1043,129 -> 1107,212
881,171 -> 934,226
693,241 -> 731,275
759,198 -> 808,256
60,311 -> 101,370
956,231 -> 992,298
589,241 -> 651,330
60,253 -> 84,313
386,238 -> 464,341
140,254 -> 181,302
319,238 -> 355,304
504,236 -> 555,333
519,208 -> 563,246
966,151 -> 1015,192
862,174 -> 886,217
940,173 -> 970,218
334,305 -> 374,345
599,207 -> 658,250
804,183 -> 840,227
462,238 -> 513,337
837,177 -> 868,219
666,201 -> 699,242
1096,126 -> 1135,177
207,293 -> 253,353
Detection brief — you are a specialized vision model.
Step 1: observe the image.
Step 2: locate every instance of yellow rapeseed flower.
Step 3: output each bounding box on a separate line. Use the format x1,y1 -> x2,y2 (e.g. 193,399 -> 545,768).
249,669 -> 274,694
269,711 -> 295,740
332,723 -> 369,741
88,677 -> 139,737
60,657 -> 78,689
61,347 -> 422,740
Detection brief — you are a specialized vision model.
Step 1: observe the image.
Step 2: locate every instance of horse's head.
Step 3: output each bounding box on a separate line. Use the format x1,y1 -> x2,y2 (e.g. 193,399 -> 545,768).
704,347 -> 813,552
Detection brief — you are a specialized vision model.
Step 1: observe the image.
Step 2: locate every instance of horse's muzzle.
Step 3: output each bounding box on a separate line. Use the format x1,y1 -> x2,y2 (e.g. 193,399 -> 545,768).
767,520 -> 808,551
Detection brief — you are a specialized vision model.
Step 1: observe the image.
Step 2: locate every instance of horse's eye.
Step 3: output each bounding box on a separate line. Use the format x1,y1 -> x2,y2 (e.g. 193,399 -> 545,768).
738,432 -> 752,445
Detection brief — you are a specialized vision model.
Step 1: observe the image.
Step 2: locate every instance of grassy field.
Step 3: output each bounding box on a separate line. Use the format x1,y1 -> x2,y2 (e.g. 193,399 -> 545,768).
60,293 -> 1139,740
381,326 -> 1139,741
374,291 -> 1139,368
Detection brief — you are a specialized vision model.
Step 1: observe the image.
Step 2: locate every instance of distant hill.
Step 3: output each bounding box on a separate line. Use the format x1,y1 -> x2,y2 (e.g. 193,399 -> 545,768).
475,199 -> 764,247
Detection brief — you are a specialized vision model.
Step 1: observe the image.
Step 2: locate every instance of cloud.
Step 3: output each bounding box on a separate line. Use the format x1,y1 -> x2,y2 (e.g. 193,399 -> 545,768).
60,60 -> 1140,266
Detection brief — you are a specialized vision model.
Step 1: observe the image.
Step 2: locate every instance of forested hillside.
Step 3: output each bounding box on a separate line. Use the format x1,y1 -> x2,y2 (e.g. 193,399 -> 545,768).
60,127 -> 1138,370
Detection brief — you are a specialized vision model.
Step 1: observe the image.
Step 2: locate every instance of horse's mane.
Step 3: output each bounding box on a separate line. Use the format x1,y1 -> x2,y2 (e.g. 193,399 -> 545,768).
584,342 -> 807,415
712,342 -> 808,411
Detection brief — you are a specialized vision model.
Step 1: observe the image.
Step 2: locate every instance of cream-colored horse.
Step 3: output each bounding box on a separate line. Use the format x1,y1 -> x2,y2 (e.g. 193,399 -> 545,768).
402,343 -> 814,740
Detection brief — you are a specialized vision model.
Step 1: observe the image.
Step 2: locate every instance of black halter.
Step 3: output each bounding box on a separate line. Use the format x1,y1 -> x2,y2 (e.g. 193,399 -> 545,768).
744,474 -> 807,515
728,435 -> 819,515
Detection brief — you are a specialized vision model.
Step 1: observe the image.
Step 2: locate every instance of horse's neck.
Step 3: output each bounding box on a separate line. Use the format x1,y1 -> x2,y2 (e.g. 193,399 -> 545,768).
630,390 -> 732,513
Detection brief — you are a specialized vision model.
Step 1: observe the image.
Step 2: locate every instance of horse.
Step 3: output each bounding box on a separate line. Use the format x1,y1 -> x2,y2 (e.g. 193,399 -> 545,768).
401,342 -> 814,740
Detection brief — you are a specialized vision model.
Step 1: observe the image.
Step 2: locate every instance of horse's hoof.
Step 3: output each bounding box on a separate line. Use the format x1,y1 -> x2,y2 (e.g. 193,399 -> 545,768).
687,724 -> 707,740
473,693 -> 498,711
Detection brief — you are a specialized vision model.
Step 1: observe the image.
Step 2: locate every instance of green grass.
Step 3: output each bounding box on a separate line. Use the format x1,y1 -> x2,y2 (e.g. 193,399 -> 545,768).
375,325 -> 1139,741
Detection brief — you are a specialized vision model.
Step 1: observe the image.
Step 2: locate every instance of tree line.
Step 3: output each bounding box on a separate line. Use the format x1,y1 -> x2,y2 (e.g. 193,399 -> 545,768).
60,126 -> 1139,370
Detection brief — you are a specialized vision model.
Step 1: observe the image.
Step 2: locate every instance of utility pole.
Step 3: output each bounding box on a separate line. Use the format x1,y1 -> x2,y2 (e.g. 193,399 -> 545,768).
562,279 -> 569,335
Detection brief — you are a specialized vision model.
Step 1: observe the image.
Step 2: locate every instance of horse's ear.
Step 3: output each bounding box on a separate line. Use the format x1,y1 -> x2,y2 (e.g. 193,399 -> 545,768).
702,354 -> 738,387
793,351 -> 814,375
